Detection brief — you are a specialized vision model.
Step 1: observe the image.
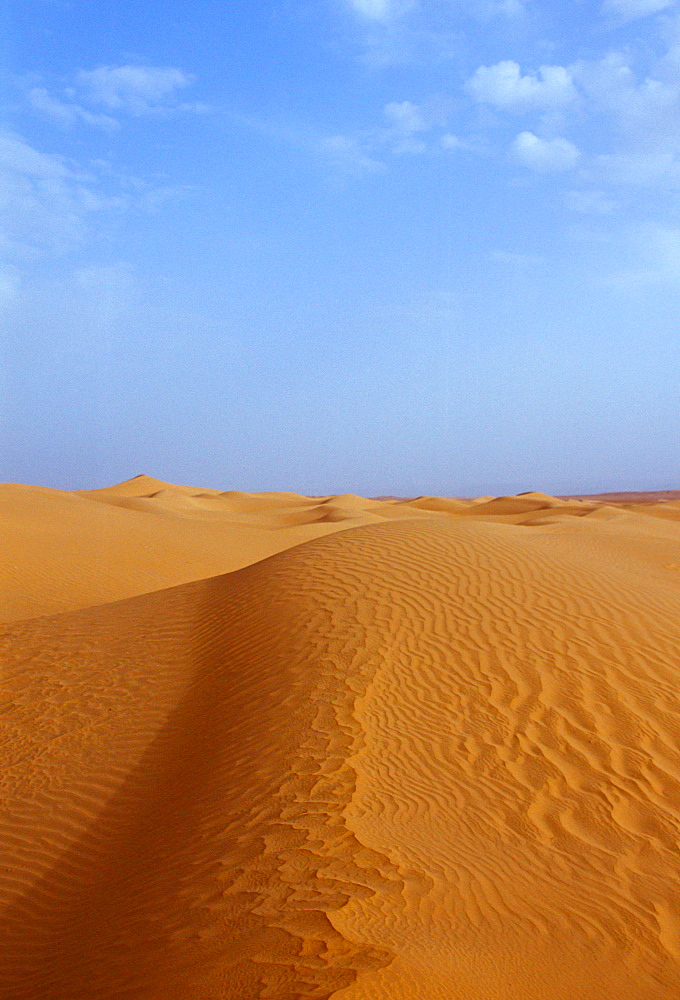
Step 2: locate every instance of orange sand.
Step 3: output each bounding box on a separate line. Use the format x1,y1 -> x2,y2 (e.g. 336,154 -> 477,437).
1,476 -> 680,998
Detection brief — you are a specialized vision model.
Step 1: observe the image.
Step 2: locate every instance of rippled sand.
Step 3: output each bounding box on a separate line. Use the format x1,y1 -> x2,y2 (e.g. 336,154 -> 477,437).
1,476 -> 680,998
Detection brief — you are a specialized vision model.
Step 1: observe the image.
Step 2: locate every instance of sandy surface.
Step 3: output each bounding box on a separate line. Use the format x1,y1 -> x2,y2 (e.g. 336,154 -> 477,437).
1,476 -> 680,998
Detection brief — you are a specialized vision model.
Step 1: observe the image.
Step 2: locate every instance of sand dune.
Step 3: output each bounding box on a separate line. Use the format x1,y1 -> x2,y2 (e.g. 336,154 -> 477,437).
0,478 -> 415,622
1,478 -> 680,998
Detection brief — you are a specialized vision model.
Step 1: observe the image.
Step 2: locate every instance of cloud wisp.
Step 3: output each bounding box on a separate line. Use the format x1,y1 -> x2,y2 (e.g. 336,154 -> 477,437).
512,131 -> 580,171
345,0 -> 416,20
460,37 -> 680,191
75,65 -> 194,115
340,0 -> 528,67
0,131 -> 123,256
24,64 -> 202,131
466,61 -> 577,111
320,96 -> 463,175
26,87 -> 119,130
602,0 -> 675,23
0,127 -> 193,261
320,133 -> 386,176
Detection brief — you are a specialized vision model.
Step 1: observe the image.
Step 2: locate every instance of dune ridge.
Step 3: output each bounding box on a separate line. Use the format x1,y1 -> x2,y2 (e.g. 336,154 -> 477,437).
1,478 -> 680,998
0,548 -> 398,998
3,476 -> 679,624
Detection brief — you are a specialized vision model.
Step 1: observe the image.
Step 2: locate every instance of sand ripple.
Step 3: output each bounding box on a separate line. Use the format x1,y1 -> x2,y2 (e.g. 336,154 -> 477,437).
1,484 -> 680,997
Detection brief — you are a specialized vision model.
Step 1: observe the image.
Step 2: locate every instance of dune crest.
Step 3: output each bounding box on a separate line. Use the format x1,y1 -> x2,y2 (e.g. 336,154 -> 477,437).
3,476 -> 677,623
1,478 -> 680,997
0,548 -> 398,998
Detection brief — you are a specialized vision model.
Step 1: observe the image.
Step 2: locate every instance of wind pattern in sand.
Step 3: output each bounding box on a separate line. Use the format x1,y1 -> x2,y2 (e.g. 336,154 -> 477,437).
1,477 -> 680,998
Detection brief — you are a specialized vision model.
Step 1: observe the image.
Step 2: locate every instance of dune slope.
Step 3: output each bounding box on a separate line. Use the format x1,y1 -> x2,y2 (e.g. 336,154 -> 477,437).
0,478 -> 421,622
1,514 -> 680,998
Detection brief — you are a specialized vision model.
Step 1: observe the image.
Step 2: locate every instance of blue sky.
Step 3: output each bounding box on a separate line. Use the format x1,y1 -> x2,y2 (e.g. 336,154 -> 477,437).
1,0 -> 678,495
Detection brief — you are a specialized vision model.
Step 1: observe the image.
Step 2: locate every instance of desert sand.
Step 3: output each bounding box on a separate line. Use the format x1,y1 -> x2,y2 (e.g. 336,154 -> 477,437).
1,475 -> 680,998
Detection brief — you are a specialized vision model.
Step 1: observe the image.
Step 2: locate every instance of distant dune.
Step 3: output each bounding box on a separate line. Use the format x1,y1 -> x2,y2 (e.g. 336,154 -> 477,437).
559,489 -> 680,503
1,477 -> 680,998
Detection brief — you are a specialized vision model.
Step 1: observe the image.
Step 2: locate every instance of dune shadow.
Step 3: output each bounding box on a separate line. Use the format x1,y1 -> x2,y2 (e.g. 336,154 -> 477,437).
0,562 -> 395,999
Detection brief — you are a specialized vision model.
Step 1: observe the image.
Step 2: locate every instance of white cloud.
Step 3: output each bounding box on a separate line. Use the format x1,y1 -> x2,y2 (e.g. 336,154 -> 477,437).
320,134 -> 386,176
22,66 -> 200,130
340,0 -> 535,67
512,131 -> 580,171
564,50 -> 680,186
76,65 -> 193,114
345,0 -> 416,19
466,60 -> 577,110
346,0 -> 529,20
382,99 -> 444,153
349,0 -> 390,17
572,52 -> 680,142
343,0 -> 522,67
384,99 -> 428,132
602,0 -> 675,22
27,87 -> 119,130
463,49 -> 680,187
0,131 -> 72,181
0,131 -> 179,257
323,97 -> 454,170
492,0 -> 528,13
0,131 -> 95,253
